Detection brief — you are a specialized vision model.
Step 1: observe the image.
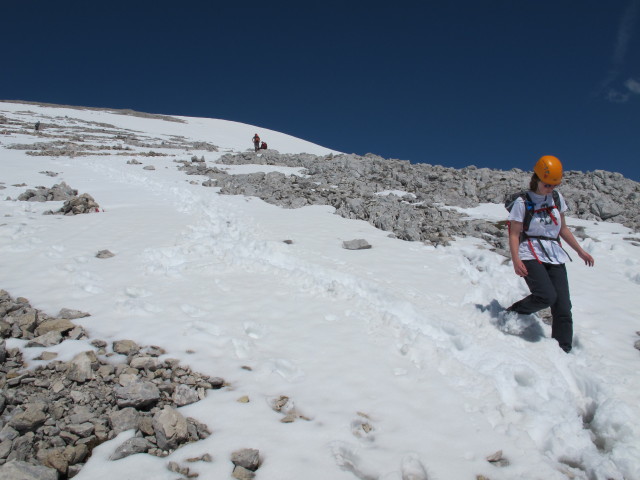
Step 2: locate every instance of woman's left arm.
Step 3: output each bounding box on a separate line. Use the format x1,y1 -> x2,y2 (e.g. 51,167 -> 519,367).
559,213 -> 595,266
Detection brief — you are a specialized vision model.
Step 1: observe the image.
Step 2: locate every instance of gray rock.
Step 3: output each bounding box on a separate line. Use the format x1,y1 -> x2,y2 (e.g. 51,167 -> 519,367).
96,249 -> 115,259
67,351 -> 98,383
26,330 -> 62,347
67,422 -> 95,438
0,340 -> 6,363
110,437 -> 153,460
34,318 -> 76,337
231,448 -> 260,471
8,406 -> 47,433
0,438 -> 12,460
152,406 -> 189,451
109,407 -> 140,435
0,460 -> 58,480
0,425 -> 19,442
113,339 -> 140,355
232,465 -> 256,480
18,181 -> 77,202
7,432 -> 34,461
66,406 -> 95,425
58,308 -> 90,319
342,239 -> 372,250
173,384 -> 200,407
129,356 -> 158,371
634,340 -> 640,351
114,381 -> 160,409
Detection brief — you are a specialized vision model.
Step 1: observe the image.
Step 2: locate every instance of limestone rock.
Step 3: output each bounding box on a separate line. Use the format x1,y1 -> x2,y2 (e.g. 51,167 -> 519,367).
26,330 -> 62,347
113,339 -> 140,355
342,239 -> 372,250
67,351 -> 98,383
114,380 -> 160,409
110,437 -> 153,460
152,406 -> 189,451
8,405 -> 47,433
109,407 -> 140,435
231,448 -> 260,471
173,384 -> 200,407
0,460 -> 58,480
58,308 -> 90,319
34,318 -> 76,337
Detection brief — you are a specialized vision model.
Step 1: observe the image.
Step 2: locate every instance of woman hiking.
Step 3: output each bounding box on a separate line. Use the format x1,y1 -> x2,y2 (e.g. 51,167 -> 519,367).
506,155 -> 595,353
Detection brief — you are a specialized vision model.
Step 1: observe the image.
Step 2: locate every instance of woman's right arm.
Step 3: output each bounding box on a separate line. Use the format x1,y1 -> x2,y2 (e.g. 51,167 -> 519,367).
509,221 -> 528,277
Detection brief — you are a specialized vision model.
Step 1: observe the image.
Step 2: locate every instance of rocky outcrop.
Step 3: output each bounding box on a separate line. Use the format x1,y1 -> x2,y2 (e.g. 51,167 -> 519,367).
180,152 -> 639,253
17,182 -> 77,202
0,290 -> 223,478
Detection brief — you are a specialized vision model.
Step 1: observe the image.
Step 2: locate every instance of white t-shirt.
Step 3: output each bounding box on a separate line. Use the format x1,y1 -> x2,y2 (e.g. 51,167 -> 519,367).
507,191 -> 570,264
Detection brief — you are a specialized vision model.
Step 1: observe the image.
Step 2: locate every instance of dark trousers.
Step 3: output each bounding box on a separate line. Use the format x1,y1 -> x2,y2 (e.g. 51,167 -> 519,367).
509,261 -> 573,352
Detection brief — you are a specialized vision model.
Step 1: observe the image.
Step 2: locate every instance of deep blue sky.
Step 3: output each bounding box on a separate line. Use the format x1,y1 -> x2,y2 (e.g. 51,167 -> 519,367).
3,1 -> 639,181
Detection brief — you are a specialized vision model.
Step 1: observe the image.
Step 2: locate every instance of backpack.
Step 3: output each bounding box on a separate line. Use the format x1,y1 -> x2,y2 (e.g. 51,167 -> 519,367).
504,190 -> 560,236
504,190 -> 570,263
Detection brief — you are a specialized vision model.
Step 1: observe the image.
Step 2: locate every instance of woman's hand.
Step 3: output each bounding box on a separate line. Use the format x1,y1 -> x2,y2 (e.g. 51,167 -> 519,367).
578,249 -> 595,267
513,258 -> 528,277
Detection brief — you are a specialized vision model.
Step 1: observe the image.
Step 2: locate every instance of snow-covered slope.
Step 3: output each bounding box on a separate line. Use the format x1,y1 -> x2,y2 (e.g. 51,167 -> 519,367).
1,101 -> 639,480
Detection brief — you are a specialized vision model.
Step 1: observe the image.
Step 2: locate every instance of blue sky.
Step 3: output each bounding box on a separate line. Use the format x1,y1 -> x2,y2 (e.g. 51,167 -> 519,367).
2,1 -> 639,181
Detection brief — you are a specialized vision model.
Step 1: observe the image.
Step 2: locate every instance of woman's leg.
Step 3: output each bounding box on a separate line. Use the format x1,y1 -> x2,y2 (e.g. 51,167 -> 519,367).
508,260 -> 557,314
547,264 -> 573,352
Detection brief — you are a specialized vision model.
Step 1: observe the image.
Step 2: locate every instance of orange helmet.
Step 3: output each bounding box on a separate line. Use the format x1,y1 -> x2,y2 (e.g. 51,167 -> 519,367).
534,155 -> 563,185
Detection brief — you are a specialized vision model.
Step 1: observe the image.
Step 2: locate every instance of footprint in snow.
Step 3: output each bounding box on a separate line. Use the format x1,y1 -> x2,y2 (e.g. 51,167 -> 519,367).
329,442 -> 378,480
400,453 -> 429,480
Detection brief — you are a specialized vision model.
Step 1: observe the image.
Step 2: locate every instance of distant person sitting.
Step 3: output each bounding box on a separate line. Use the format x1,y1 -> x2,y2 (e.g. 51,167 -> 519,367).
252,133 -> 260,152
260,141 -> 267,150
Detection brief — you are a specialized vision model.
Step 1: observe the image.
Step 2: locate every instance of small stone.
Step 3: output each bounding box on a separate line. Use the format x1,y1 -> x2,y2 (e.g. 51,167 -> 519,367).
237,395 -> 250,403
486,450 -> 509,467
152,406 -> 189,451
8,405 -> 47,433
67,351 -> 98,383
51,380 -> 65,393
42,448 -> 68,474
173,384 -> 200,406
67,422 -> 95,438
26,330 -> 63,347
0,460 -> 58,480
186,453 -> 213,463
634,340 -> 640,351
232,465 -> 256,480
115,380 -> 161,408
281,413 -> 297,423
113,339 -> 140,355
35,318 -> 76,337
96,250 -> 115,259
58,308 -> 90,320
110,437 -> 153,460
0,439 -> 12,460
342,238 -> 372,250
130,356 -> 158,371
109,407 -> 140,435
35,351 -> 58,361
231,448 -> 260,472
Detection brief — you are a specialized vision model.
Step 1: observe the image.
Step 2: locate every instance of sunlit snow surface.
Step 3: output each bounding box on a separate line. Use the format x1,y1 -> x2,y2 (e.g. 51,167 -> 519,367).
1,102 -> 639,480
